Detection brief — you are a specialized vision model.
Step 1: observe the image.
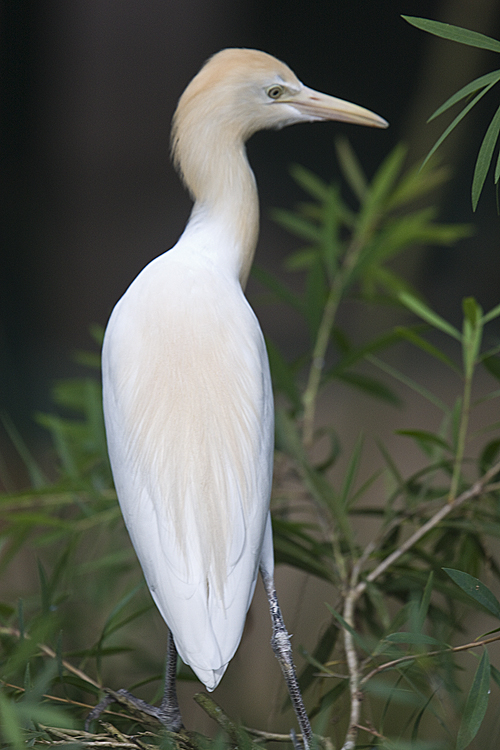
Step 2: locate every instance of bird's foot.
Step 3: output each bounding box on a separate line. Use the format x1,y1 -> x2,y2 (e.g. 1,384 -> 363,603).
85,688 -> 183,732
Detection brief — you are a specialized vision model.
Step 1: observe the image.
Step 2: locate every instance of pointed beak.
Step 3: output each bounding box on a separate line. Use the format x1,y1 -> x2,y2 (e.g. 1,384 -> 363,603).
287,86 -> 388,129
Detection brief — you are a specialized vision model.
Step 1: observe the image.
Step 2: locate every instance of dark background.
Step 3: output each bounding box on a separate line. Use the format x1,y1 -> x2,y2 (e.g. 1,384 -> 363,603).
1,0 -> 499,445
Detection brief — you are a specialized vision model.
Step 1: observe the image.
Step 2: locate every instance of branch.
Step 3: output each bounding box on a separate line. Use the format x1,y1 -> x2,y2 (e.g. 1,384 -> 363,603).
337,460 -> 500,750
361,632 -> 500,685
356,459 -> 500,597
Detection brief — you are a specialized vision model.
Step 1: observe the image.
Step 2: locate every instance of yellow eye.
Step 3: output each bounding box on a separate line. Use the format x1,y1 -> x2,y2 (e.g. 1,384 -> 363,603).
266,85 -> 284,100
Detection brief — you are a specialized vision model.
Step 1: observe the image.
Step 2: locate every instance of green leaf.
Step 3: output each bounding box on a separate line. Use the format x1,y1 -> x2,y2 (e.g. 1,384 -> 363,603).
491,663 -> 500,689
429,70 -> 500,121
395,326 -> 460,373
422,84 -> 495,169
251,264 -> 304,315
482,301 -> 500,324
396,430 -> 451,452
403,16 -> 500,54
472,103 -> 500,210
479,439 -> 500,476
335,136 -> 368,202
297,620 -> 339,694
356,144 -> 407,236
368,355 -> 450,414
305,255 -> 328,339
456,649 -> 490,750
271,207 -> 323,243
399,292 -> 461,340
265,338 -> 301,410
289,163 -> 330,202
325,603 -> 372,654
462,296 -> 482,327
274,409 -> 354,546
1,414 -> 47,488
336,371 -> 402,406
384,632 -> 445,647
340,433 -> 363,508
417,571 -> 434,631
444,568 -> 500,618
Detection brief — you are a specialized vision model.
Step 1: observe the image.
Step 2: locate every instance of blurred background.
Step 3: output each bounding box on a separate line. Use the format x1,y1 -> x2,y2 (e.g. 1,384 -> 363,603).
2,0 -> 500,741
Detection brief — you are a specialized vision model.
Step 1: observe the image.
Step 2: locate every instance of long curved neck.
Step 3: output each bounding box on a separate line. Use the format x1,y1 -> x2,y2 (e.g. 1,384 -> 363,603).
176,136 -> 259,288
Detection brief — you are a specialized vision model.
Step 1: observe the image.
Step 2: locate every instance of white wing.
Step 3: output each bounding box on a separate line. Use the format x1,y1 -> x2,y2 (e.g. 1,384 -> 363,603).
102,243 -> 274,690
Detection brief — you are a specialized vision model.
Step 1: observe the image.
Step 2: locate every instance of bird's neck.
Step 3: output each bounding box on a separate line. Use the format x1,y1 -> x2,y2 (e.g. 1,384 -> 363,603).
179,141 -> 259,288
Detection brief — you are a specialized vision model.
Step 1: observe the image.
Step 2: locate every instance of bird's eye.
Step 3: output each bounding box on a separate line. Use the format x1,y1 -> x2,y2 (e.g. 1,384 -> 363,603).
266,85 -> 284,100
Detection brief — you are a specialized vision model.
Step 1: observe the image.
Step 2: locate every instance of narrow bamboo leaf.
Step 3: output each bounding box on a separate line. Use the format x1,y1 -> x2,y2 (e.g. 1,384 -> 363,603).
357,144 -> 407,235
495,146 -> 500,184
321,184 -> 342,280
462,296 -> 482,327
328,328 -> 405,376
251,265 -> 304,315
428,70 -> 500,121
422,85 -> 495,169
482,301 -> 500,323
417,571 -> 434,630
289,163 -> 330,202
336,370 -> 402,406
275,409 -> 354,545
284,247 -> 318,271
472,103 -> 500,210
491,663 -> 500,689
297,620 -> 339,693
309,682 -> 348,721
403,16 -> 500,54
395,326 -> 460,373
368,355 -> 450,414
335,136 -> 368,201
482,355 -> 500,382
1,414 -> 47,488
444,568 -> 500,618
384,632 -> 444,647
325,603 -> 372,654
399,292 -> 461,340
456,649 -> 490,750
340,433 -> 363,508
271,208 -> 323,242
305,255 -> 328,340
265,338 -> 301,409
0,692 -> 25,750
396,430 -> 451,452
100,583 -> 145,642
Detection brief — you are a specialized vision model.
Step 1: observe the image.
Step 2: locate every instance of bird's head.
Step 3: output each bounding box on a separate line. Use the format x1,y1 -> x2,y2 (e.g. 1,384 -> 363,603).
171,49 -> 387,207
172,48 -> 387,149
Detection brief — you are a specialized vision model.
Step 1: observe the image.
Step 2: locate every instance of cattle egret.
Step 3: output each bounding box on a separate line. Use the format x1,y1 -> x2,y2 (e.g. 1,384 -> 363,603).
87,49 -> 387,744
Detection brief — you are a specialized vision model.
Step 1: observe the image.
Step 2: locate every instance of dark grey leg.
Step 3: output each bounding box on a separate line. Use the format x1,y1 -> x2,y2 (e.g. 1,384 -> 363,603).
84,630 -> 183,732
261,568 -> 313,750
159,630 -> 183,731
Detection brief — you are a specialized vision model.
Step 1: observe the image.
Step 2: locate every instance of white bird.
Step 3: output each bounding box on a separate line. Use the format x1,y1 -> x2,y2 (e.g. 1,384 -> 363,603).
88,49 -> 387,744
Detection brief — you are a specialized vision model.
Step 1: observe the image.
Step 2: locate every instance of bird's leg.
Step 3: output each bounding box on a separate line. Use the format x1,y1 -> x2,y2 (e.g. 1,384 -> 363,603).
159,630 -> 183,731
84,631 -> 183,732
260,568 -> 313,750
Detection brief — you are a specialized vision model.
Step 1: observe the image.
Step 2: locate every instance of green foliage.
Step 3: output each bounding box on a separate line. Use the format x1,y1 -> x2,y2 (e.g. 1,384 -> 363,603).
403,16 -> 500,210
1,136 -> 500,750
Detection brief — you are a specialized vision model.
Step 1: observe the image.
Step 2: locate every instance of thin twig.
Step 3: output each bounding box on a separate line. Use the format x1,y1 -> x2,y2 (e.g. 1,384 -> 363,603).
356,460 -> 500,598
361,632 -> 500,685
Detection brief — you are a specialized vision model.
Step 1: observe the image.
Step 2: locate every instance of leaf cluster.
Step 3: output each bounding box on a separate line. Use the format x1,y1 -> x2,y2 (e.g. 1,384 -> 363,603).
404,16 -> 500,210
